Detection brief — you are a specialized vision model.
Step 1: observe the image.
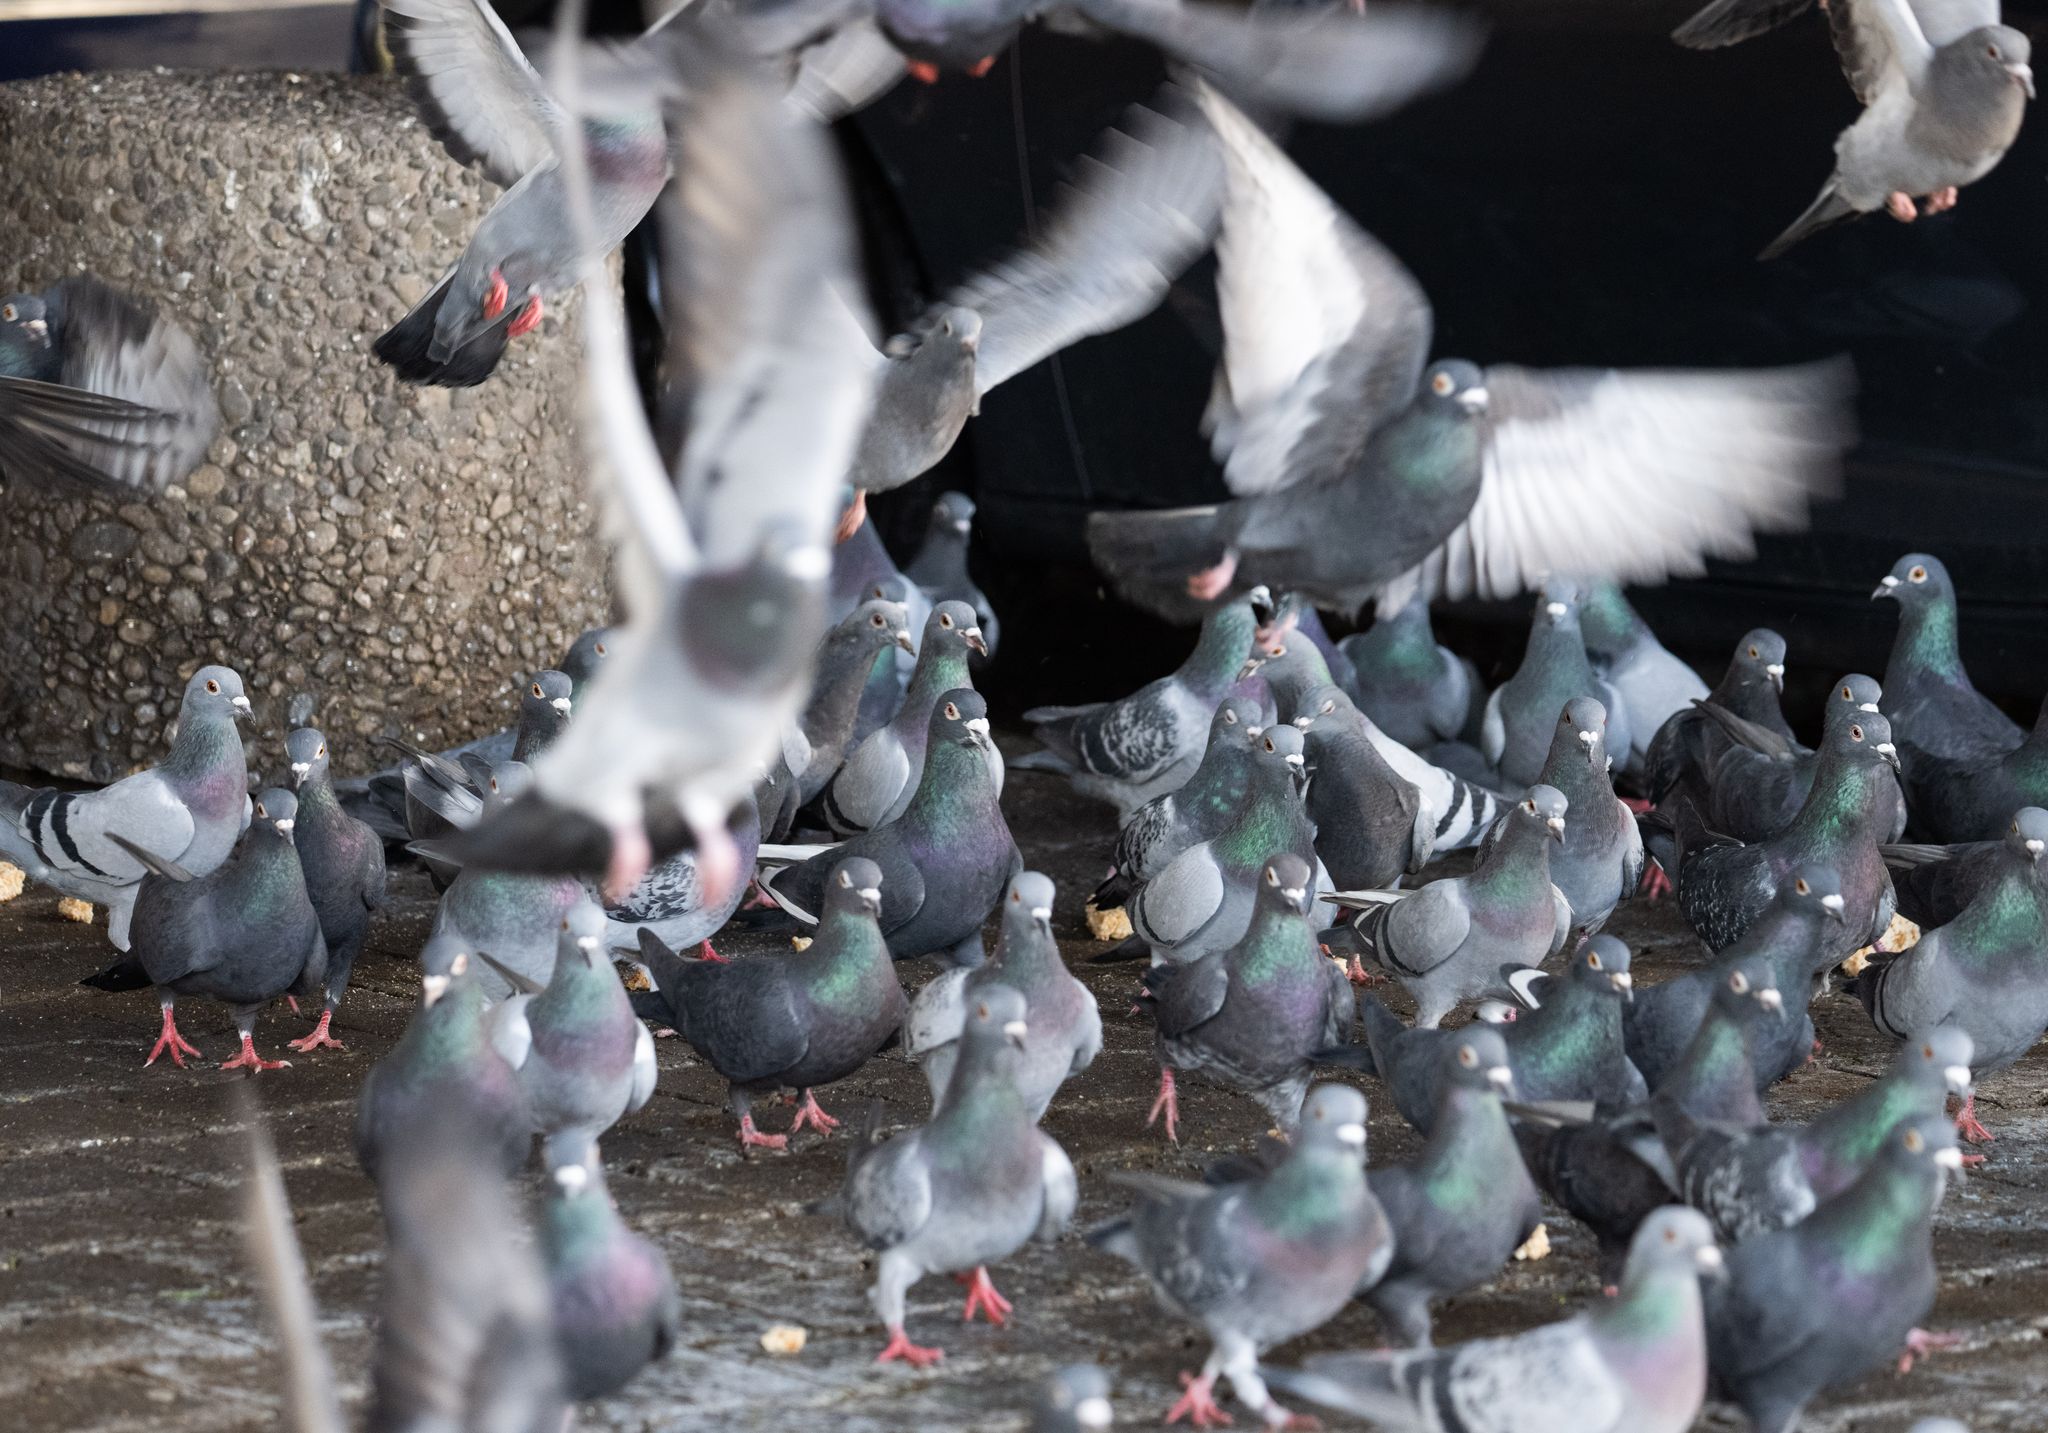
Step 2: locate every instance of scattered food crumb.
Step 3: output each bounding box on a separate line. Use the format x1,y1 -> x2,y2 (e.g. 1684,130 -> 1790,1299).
760,1323 -> 808,1355
1085,902 -> 1132,941
57,897 -> 95,925
1514,1224 -> 1551,1261
618,963 -> 653,992
1876,913 -> 1921,954
790,936 -> 813,952
0,862 -> 23,901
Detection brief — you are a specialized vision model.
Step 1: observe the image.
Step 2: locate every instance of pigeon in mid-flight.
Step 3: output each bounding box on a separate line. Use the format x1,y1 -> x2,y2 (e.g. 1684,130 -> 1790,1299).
0,274 -> 218,492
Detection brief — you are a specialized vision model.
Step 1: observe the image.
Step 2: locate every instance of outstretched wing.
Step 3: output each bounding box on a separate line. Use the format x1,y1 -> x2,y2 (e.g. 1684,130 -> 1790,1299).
382,0 -> 564,185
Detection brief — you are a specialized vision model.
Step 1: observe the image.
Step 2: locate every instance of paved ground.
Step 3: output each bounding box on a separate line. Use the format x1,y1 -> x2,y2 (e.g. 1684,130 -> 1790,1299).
2,742 -> 2045,1433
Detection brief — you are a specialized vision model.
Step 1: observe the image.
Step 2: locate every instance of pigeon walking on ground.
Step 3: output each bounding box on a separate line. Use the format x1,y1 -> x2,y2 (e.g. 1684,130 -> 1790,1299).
907,871 -> 1101,1119
279,728 -> 387,1054
1089,1084 -> 1391,1428
633,856 -> 905,1149
1578,581 -> 1708,777
1643,629 -> 1790,811
0,273 -> 219,492
822,983 -> 1076,1366
1874,553 -> 2026,804
1293,685 -> 1508,857
1297,682 -> 1432,891
1702,673 -> 1906,843
0,665 -> 252,950
1326,787 -> 1572,1028
1883,806 -> 2046,925
1267,1206 -> 1721,1433
540,1155 -> 681,1402
1495,696 -> 1643,936
1482,583 -> 1632,792
1094,695 -> 1265,911
1337,593 -> 1477,751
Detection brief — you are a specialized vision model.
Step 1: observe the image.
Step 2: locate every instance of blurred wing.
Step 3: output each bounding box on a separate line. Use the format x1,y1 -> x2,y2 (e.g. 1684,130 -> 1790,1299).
1037,1137 -> 1079,1239
784,18 -> 908,120
382,0 -> 565,185
940,84 -> 1223,397
1906,0 -> 1998,45
1828,0 -> 1936,101
0,374 -> 176,495
847,1134 -> 934,1249
1397,359 -> 1853,603
1193,83 -> 1432,497
904,965 -> 973,1058
1672,0 -> 1816,48
240,1115 -> 344,1433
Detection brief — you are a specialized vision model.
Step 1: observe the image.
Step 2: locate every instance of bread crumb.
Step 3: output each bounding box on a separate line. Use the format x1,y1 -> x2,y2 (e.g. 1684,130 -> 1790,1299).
58,897 -> 95,924
1875,913 -> 1920,954
790,935 -> 813,952
1513,1224 -> 1551,1261
1085,902 -> 1132,941
0,862 -> 24,902
760,1323 -> 807,1355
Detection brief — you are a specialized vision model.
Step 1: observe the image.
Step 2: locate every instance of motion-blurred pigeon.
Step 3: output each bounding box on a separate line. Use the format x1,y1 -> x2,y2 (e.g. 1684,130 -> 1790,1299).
602,791 -> 759,961
1032,1365 -> 1115,1433
541,1155 -> 681,1401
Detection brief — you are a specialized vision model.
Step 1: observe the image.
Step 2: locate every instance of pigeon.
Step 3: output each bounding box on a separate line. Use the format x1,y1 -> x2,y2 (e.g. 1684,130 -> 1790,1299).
1293,685 -> 1509,858
1298,681 -> 1431,890
1088,82 -> 1851,620
1141,853 -> 1356,1139
540,1155 -> 681,1401
601,790 -> 760,959
1701,673 -> 1907,844
1266,1206 -> 1720,1433
759,690 -> 1021,967
0,664 -> 252,950
484,905 -> 658,1167
1854,805 -> 2048,1139
1493,696 -> 1642,937
1703,1115 -> 1963,1433
1361,1028 -> 1543,1348
1882,806 -> 2046,925
372,0 -> 676,385
823,982 -> 1076,1366
1643,628 -> 1791,810
0,274 -> 219,492
1482,583 -> 1632,792
1237,625 -> 1338,726
1022,595 -> 1260,820
907,871 -> 1101,1119
1122,723 -> 1316,968
1755,0 -> 2032,257
1782,1025 -> 1977,1203
1578,581 -> 1709,777
905,494 -> 1000,655
1337,592 -> 1478,751
826,600 -> 993,835
1660,710 -> 1901,957
1905,694 -> 2048,843
279,728 -> 388,1053
633,856 -> 905,1149
509,670 -> 575,763
1327,786 -> 1572,1028
90,788 -> 326,1073
1261,592 -> 1362,698
794,597 -> 917,814
1874,554 -> 2026,800
1094,695 -> 1266,910
1032,1365 -> 1115,1433
1625,864 -> 1847,1093
1087,1084 -> 1391,1428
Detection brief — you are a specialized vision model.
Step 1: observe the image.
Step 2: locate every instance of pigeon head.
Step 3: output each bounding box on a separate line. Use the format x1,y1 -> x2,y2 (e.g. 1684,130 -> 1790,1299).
926,599 -> 988,658
1881,1113 -> 1966,1183
931,490 -> 977,537
1824,674 -> 1884,731
1872,553 -> 1954,607
483,759 -> 535,811
1552,696 -> 1609,771
182,664 -> 253,723
1415,358 -> 1488,417
560,627 -> 612,696
1212,694 -> 1264,742
1827,710 -> 1900,771
1781,864 -> 1846,924
1034,1364 -> 1114,1433
1937,24 -> 2034,100
1253,723 -> 1309,796
1716,956 -> 1782,1019
556,903 -> 610,970
1534,577 -> 1583,628
285,727 -> 330,789
418,937 -> 474,998
963,982 -> 1031,1055
1517,784 -> 1569,842
1292,683 -> 1355,736
523,670 -> 576,724
1899,1026 -> 1975,1098
1622,1206 -> 1722,1283
1296,1082 -> 1370,1157
1729,629 -> 1787,692
850,597 -> 916,655
824,857 -> 885,918
0,292 -> 54,374
678,534 -> 829,693
547,1155 -> 603,1204
1003,871 -> 1057,935
931,688 -> 994,756
252,787 -> 299,841
1573,934 -> 1634,1001
1259,853 -> 1315,916
917,306 -> 982,361
1443,1026 -> 1515,1096
2004,806 -> 2048,864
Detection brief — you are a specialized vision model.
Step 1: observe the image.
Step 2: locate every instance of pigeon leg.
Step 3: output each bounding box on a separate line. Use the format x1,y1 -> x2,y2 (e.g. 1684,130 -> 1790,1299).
1165,1367 -> 1234,1428
288,1008 -> 346,1053
286,994 -> 301,1016
482,267 -> 509,319
1343,954 -> 1385,988
697,940 -> 731,964
689,816 -> 742,914
1897,1327 -> 1964,1373
145,1001 -> 203,1068
506,295 -> 543,338
955,1266 -> 1013,1325
871,1252 -> 943,1364
966,55 -> 997,76
1620,796 -> 1653,815
1186,551 -> 1239,601
788,1089 -> 840,1136
875,1326 -> 945,1366
603,823 -> 654,904
1885,192 -> 1918,222
904,60 -> 941,85
220,1034 -> 291,1073
835,489 -> 870,543
1639,860 -> 1672,900
735,1114 -> 789,1152
1924,186 -> 1959,214
1147,1066 -> 1181,1142
1952,1092 -> 1994,1144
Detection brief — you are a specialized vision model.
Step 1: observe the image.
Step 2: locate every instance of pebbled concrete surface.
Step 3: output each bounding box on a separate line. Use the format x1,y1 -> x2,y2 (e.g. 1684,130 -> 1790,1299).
0,743 -> 2044,1432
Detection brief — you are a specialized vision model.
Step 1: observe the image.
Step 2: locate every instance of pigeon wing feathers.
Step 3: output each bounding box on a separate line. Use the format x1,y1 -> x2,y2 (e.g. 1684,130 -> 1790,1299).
1038,1137 -> 1079,1240
1830,0 -> 1938,102
381,0 -> 565,186
903,965 -> 973,1059
1132,843 -> 1227,946
49,276 -> 218,491
846,1132 -> 935,1249
1145,952 -> 1232,1037
1378,878 -> 1471,976
56,774 -> 198,882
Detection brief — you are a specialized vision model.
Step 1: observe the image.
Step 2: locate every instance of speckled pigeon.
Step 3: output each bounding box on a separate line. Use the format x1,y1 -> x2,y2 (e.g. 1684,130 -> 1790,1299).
1490,696 -> 1642,936
1482,581 -> 1631,791
1702,673 -> 1906,843
1578,581 -> 1708,777
279,727 -> 387,1053
1094,695 -> 1265,910
1644,628 -> 1790,811
540,1155 -> 681,1401
1338,592 -> 1478,751
1297,682 -> 1432,891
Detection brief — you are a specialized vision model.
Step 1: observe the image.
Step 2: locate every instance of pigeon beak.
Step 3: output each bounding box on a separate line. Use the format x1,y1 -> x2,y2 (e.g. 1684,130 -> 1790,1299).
289,761 -> 311,787
421,974 -> 451,1007
1876,741 -> 1900,771
964,716 -> 992,747
1821,893 -> 1846,922
1457,386 -> 1489,413
1246,585 -> 1276,622
1873,575 -> 1901,600
1545,602 -> 1568,623
1546,816 -> 1566,841
1764,663 -> 1784,692
1577,730 -> 1599,765
1695,1244 -> 1725,1276
1486,1065 -> 1515,1091
2026,838 -> 2045,860
1610,970 -> 1633,1001
963,627 -> 988,656
953,518 -> 972,535
231,694 -> 254,718
1335,1121 -> 1367,1147
858,885 -> 882,915
1934,1146 -> 1965,1171
1944,1064 -> 1973,1095
273,817 -> 294,836
1757,987 -> 1784,1015
1292,715 -> 1314,731
1282,886 -> 1309,913
1237,658 -> 1264,681
1002,1018 -> 1029,1048
576,934 -> 600,953
1030,904 -> 1053,929
2007,60 -> 2035,97
22,317 -> 48,342
551,697 -> 573,716
894,630 -> 917,654
1859,703 -> 1880,713
1075,1397 -> 1113,1430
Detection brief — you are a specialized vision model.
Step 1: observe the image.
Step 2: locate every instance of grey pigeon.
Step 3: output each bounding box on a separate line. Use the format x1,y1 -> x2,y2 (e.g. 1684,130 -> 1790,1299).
1294,686 -> 1509,857
1758,0 -> 2032,257
355,951 -> 533,1182
1702,672 -> 1907,843
825,982 -> 1076,1366
1141,853 -> 1355,1140
1338,592 -> 1478,750
1362,1028 -> 1542,1347
1328,787 -> 1572,1028
1626,864 -> 1847,1092
827,518 -> 930,732
1088,1084 -> 1391,1428
90,788 -> 325,1073
278,728 -> 387,1054
0,664 -> 252,950
1643,628 -> 1791,811
1875,553 -> 2025,804
1704,1115 -> 1963,1433
1909,693 -> 2048,843
826,600 -> 993,835
905,498 -> 999,660
540,1155 -> 681,1402
1481,582 -> 1632,792
907,871 -> 1101,1119
1267,1206 -> 1720,1433
1089,84 -> 1850,620
509,670 -> 575,763
1854,805 -> 2048,1139
632,856 -> 905,1149
1778,1025 -> 1976,1203
402,751 -> 534,891
1237,625 -> 1338,726
1021,595 -> 1260,819
1578,581 -> 1708,776
1492,696 -> 1642,936
792,597 -> 916,815
1883,804 -> 2047,924
0,274 -> 218,492
601,791 -> 760,960
759,690 -> 1021,967
484,904 -> 658,1168
1298,682 -> 1431,890
1094,695 -> 1266,911
1261,593 -> 1362,697
1033,1365 -> 1115,1433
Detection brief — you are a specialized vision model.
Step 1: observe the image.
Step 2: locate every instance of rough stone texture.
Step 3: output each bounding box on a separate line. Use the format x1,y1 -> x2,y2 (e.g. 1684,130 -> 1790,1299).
0,71 -> 610,782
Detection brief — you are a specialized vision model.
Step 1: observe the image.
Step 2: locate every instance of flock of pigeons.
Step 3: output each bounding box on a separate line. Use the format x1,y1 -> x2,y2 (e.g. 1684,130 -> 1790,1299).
0,0 -> 2041,1429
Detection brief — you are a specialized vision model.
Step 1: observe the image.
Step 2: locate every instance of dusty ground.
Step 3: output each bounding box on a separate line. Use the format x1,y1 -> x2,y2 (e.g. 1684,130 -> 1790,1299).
2,741 -> 2045,1433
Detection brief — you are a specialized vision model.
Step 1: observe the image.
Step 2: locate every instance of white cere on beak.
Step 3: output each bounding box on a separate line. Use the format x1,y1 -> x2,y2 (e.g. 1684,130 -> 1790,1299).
1821,894 -> 1846,914
1577,730 -> 1597,746
551,697 -> 572,715
231,695 -> 253,714
576,934 -> 600,952
289,762 -> 310,777
25,318 -> 48,340
1944,1064 -> 1972,1091
965,717 -> 991,736
1758,987 -> 1784,1011
1877,742 -> 1897,757
1076,1395 -> 1113,1430
421,974 -> 451,1006
553,1164 -> 590,1192
1546,816 -> 1566,836
1765,663 -> 1785,678
1281,886 -> 1307,904
274,817 -> 294,834
1696,1245 -> 1724,1272
858,886 -> 882,904
1934,1147 -> 1965,1170
1882,575 -> 1901,588
1285,753 -> 1306,767
1486,1066 -> 1514,1088
1611,971 -> 1633,990
1545,602 -> 1568,619
1002,1019 -> 1029,1042
1335,1122 -> 1367,1146
1859,703 -> 1880,713
1029,905 -> 1053,921
2026,839 -> 2045,856
954,519 -> 973,535
1458,387 -> 1488,411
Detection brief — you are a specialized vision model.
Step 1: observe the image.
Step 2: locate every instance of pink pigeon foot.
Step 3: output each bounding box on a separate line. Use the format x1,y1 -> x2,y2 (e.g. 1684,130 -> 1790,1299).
288,1010 -> 346,1053
220,1035 -> 291,1073
955,1266 -> 1013,1325
1897,1326 -> 1963,1373
1165,1371 -> 1233,1427
1640,861 -> 1673,900
904,60 -> 941,86
788,1089 -> 840,1136
1620,796 -> 1653,815
1186,552 -> 1239,601
1924,186 -> 1959,214
506,295 -> 543,338
1339,953 -> 1386,988
691,820 -> 742,914
1148,1067 -> 1181,1143
736,1114 -> 788,1151
697,939 -> 731,964
145,1006 -> 203,1068
1953,1092 -> 1994,1144
604,823 -> 653,903
1886,192 -> 1918,222
836,488 -> 870,543
876,1326 -> 944,1366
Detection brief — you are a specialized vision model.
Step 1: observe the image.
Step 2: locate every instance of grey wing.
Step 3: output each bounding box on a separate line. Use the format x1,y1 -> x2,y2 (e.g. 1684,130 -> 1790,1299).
1479,688 -> 1506,765
846,1131 -> 935,1249
1037,1137 -> 1079,1240
1829,0 -> 1939,101
1434,1317 -> 1628,1433
1147,952 -> 1232,1037
941,85 -> 1222,397
381,0 -> 564,185
1132,843 -> 1226,947
628,1021 -> 658,1112
1396,360 -> 1854,603
1549,883 -> 1573,953
1069,985 -> 1104,1076
1906,0 -> 1998,45
903,966 -> 973,1059
783,17 -> 906,120
1193,82 -> 1432,498
37,771 -> 196,883
1617,802 -> 1646,901
1378,878 -> 1472,976
46,276 -> 217,491
1129,1186 -> 1254,1318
